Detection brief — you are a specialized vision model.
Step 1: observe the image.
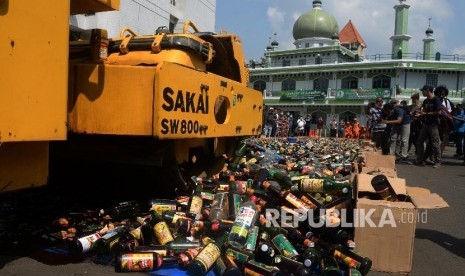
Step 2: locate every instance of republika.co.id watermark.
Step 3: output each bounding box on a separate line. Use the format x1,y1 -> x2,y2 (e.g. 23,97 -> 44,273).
264,208 -> 428,228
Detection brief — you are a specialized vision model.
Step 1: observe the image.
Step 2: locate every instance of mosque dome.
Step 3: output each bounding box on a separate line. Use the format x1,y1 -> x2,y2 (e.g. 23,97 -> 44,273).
292,0 -> 339,40
271,40 -> 279,46
425,27 -> 434,35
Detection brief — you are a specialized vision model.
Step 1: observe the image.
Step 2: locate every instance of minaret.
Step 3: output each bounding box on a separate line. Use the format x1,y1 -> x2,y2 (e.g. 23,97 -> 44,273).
423,18 -> 435,60
390,0 -> 411,59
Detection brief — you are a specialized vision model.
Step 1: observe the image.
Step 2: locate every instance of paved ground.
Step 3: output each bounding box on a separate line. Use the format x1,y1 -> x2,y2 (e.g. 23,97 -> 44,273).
369,148 -> 465,276
0,147 -> 464,276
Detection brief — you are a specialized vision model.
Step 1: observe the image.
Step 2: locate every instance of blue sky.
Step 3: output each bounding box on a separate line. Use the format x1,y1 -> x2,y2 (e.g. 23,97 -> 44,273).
215,0 -> 465,62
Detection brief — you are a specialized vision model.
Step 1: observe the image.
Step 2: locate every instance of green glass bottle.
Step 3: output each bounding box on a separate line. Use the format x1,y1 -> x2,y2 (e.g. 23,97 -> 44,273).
273,255 -> 313,276
301,246 -> 323,269
297,178 -> 352,194
332,244 -> 372,275
268,168 -> 293,188
186,233 -> 228,276
243,259 -> 282,276
254,242 -> 276,265
321,256 -> 341,276
225,248 -> 253,269
271,234 -> 300,261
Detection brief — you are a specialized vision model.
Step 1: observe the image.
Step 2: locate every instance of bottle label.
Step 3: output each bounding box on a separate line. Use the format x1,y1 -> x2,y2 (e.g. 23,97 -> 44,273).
109,237 -> 121,250
189,196 -> 203,215
244,260 -> 277,275
118,253 -> 159,272
285,193 -> 310,211
334,250 -> 362,269
272,234 -> 299,259
152,204 -> 176,215
101,229 -> 119,240
231,206 -> 256,237
77,233 -> 101,253
130,227 -> 142,241
216,184 -> 229,192
244,226 -> 259,252
301,178 -> 324,193
171,212 -> 188,224
153,222 -> 174,245
195,243 -> 221,271
226,248 -> 249,265
201,192 -> 215,201
300,195 -> 318,209
236,181 -> 248,194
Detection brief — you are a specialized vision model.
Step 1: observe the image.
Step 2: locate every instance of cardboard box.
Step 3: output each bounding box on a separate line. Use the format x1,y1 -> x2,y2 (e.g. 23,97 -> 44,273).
354,174 -> 448,274
360,152 -> 397,177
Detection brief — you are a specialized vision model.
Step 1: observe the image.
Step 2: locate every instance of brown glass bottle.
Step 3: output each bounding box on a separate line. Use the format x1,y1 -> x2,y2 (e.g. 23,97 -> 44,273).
149,209 -> 174,245
371,174 -> 398,202
187,181 -> 204,219
115,252 -> 162,272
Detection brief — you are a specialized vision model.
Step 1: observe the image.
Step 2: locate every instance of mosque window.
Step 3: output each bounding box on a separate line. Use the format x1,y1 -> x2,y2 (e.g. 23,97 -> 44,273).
305,43 -> 310,48
372,74 -> 391,89
314,77 -> 329,92
426,74 -> 438,87
299,59 -> 306,66
282,78 -> 296,91
253,80 -> 266,92
341,76 -> 358,89
282,60 -> 291,67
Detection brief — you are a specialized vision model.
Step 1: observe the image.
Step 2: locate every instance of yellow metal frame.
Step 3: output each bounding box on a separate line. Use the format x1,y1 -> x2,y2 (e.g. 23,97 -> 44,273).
68,62 -> 263,138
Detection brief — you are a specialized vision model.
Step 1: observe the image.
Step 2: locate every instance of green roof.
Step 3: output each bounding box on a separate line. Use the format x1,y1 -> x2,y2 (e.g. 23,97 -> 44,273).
293,8 -> 339,40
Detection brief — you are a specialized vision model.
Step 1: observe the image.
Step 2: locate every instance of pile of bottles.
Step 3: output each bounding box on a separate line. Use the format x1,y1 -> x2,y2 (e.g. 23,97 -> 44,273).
50,137 -> 374,275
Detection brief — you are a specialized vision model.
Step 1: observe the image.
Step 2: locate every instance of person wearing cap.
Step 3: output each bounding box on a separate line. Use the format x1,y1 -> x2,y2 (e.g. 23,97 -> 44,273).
381,99 -> 411,161
414,85 -> 442,167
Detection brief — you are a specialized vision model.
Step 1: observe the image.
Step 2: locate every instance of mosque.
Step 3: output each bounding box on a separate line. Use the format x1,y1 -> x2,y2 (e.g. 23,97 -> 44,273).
248,0 -> 465,123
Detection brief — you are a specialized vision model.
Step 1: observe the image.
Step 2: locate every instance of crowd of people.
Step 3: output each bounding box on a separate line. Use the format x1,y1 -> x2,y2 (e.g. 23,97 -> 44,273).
262,84 -> 465,167
368,85 -> 465,167
262,108 -> 369,139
